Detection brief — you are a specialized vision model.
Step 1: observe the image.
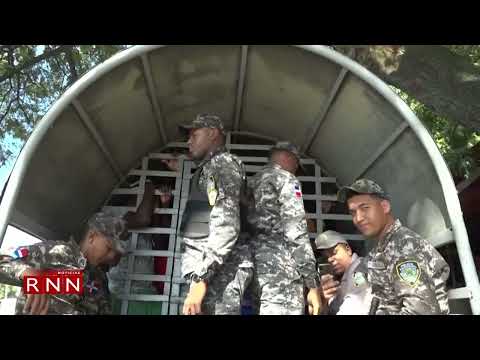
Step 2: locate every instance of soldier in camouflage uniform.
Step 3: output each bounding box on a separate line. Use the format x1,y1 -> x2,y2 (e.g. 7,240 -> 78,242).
178,114 -> 253,315
247,142 -> 322,315
0,212 -> 126,315
338,179 -> 450,315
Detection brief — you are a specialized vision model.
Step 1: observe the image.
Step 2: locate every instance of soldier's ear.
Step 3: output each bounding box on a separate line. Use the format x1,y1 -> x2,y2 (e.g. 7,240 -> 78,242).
87,230 -> 98,245
346,244 -> 353,256
380,199 -> 391,214
207,128 -> 217,140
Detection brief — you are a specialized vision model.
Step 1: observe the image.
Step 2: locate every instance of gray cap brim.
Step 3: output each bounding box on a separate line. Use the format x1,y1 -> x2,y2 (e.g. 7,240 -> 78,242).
314,231 -> 349,250
337,186 -> 359,203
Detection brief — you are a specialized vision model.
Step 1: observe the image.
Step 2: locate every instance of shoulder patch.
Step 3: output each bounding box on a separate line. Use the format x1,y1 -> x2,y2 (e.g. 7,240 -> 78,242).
207,175 -> 218,206
294,182 -> 302,199
85,280 -> 100,294
12,247 -> 29,259
78,256 -> 87,269
396,260 -> 420,287
353,271 -> 367,287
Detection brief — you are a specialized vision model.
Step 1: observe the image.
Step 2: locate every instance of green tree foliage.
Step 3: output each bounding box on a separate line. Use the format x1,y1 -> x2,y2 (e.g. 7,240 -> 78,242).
393,87 -> 480,181
1,45 -> 480,181
0,45 -> 128,165
448,45 -> 480,66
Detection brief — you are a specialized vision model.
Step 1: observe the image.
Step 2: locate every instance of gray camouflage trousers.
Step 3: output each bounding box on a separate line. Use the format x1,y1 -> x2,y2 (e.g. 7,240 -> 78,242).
180,264 -> 253,315
249,272 -> 305,315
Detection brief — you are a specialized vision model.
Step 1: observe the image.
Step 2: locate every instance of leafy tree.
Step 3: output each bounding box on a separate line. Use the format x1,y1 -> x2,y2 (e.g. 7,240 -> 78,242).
0,45 -> 128,165
2,45 -> 480,181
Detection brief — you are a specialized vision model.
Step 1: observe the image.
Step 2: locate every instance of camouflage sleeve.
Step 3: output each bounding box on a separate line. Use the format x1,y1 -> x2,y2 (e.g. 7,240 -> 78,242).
0,241 -> 87,284
193,159 -> 243,279
60,289 -> 112,315
381,246 -> 449,315
433,257 -> 450,315
96,296 -> 113,314
278,176 -> 319,289
78,269 -> 113,315
0,255 -> 30,285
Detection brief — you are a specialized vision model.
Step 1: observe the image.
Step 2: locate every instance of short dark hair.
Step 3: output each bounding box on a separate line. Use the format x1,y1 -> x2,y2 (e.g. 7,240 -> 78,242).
270,149 -> 298,164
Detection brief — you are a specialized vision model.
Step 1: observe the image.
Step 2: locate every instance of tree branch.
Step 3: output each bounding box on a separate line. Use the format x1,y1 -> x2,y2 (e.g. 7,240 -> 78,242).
15,73 -> 32,130
339,45 -> 480,132
52,55 -> 70,89
0,45 -> 72,83
0,75 -> 15,126
0,80 -> 13,108
65,48 -> 79,85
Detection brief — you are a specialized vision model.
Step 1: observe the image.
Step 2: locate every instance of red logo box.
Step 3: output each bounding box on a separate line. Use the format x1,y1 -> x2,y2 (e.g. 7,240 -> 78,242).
23,270 -> 84,295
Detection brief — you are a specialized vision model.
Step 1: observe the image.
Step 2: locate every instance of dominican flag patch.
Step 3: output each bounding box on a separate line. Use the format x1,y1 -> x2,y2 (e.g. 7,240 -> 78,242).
294,183 -> 303,198
85,280 -> 99,294
13,247 -> 29,259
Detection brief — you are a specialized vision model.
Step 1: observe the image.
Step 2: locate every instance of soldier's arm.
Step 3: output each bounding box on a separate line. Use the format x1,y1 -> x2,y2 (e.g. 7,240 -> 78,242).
77,283 -> 112,315
384,256 -> 445,315
95,295 -> 113,314
0,241 -> 86,284
192,161 -> 243,279
278,176 -> 320,289
0,254 -> 31,286
433,259 -> 451,315
124,180 -> 155,229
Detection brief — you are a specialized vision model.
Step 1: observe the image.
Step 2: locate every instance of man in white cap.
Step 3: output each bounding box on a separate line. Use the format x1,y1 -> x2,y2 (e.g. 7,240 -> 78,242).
315,230 -> 372,315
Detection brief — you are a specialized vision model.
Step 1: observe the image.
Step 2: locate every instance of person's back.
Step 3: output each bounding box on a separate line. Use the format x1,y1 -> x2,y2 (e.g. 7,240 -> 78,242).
248,164 -> 305,278
247,142 -> 321,315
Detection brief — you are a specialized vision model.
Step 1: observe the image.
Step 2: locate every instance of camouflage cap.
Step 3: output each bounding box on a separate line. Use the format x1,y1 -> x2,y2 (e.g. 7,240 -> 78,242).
337,178 -> 389,203
179,114 -> 225,135
87,212 -> 127,255
270,141 -> 305,171
314,230 -> 349,250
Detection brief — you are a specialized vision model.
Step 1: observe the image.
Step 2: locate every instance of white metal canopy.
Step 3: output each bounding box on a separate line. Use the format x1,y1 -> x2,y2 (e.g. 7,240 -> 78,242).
0,45 -> 478,313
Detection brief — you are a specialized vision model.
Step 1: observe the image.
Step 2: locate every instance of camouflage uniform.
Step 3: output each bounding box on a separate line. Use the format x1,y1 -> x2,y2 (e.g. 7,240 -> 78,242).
0,212 -> 125,315
247,142 -> 320,315
178,115 -> 253,315
338,179 -> 450,315
365,219 -> 450,315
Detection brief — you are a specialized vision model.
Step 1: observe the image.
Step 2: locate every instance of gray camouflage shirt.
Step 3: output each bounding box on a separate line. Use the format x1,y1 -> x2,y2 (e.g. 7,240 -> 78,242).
181,146 -> 252,280
367,219 -> 450,315
247,163 -> 319,289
